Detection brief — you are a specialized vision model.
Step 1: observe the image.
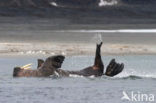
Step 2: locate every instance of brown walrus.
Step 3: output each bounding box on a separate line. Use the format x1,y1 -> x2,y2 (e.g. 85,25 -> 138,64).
13,55 -> 65,77
13,42 -> 124,77
54,42 -> 124,77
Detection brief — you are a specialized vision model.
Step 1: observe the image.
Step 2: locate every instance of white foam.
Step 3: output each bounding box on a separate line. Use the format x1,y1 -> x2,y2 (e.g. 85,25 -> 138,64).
54,71 -> 60,77
99,0 -> 118,7
69,74 -> 96,78
50,2 -> 58,7
55,29 -> 156,33
114,71 -> 156,78
89,75 -> 95,78
69,74 -> 84,78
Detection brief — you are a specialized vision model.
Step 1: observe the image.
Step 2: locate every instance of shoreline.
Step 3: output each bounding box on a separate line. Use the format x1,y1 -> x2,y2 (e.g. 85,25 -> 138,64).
0,42 -> 156,56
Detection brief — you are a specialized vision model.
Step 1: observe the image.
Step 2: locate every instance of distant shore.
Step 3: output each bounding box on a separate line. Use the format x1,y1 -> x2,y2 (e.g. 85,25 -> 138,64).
0,17 -> 156,56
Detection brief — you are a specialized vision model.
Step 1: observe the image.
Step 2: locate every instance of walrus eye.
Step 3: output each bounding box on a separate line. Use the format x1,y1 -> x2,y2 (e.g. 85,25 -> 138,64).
55,59 -> 60,63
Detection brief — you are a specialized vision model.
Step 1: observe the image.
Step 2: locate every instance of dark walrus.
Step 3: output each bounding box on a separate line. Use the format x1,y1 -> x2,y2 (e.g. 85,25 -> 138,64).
13,42 -> 124,77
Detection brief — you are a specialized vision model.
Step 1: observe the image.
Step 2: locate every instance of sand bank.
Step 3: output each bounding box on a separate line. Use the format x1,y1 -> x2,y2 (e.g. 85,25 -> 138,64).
0,43 -> 156,56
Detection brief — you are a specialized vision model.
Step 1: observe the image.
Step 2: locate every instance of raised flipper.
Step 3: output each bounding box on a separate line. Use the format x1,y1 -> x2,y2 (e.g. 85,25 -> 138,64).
105,59 -> 124,77
93,42 -> 104,75
37,59 -> 44,68
94,42 -> 104,68
67,42 -> 104,77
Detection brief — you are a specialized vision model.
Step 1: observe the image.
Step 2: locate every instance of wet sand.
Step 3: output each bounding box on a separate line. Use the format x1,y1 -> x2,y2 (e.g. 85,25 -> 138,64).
0,42 -> 156,56
0,31 -> 156,55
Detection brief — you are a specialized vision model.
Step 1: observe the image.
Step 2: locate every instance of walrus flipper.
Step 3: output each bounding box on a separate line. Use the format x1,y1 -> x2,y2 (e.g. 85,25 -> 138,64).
94,42 -> 103,68
105,59 -> 124,77
93,42 -> 104,76
66,42 -> 104,77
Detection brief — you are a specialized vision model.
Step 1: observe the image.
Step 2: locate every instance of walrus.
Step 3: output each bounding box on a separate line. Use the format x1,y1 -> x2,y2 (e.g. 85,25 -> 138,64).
54,42 -> 124,77
13,55 -> 65,77
13,42 -> 124,77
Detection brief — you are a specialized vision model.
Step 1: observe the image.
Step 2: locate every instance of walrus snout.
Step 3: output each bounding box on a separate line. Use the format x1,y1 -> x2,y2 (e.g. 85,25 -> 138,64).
13,67 -> 21,77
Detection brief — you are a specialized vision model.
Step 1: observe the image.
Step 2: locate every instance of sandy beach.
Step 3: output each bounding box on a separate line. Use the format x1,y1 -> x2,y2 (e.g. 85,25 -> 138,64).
0,42 -> 156,56
1,31 -> 156,56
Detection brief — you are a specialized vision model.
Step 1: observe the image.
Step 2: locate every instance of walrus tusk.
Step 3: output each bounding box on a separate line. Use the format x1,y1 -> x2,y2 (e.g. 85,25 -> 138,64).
22,67 -> 31,70
21,63 -> 32,69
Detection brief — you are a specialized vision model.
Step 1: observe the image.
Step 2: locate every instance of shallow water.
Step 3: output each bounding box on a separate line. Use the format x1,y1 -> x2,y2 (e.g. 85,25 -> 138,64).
0,55 -> 156,103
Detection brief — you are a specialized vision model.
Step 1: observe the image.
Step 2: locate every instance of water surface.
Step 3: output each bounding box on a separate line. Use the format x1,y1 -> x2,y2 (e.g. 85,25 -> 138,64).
0,55 -> 156,103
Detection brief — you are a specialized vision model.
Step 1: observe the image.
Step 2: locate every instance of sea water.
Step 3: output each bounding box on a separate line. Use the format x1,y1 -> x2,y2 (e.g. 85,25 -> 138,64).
0,55 -> 156,103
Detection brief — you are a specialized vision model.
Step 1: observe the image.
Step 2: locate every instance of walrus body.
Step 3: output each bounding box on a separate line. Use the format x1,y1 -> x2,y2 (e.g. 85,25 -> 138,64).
54,42 -> 104,77
13,42 -> 124,77
54,42 -> 124,77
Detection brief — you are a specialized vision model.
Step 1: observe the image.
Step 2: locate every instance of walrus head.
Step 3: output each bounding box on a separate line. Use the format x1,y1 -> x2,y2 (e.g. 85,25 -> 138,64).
13,67 -> 21,77
44,55 -> 65,69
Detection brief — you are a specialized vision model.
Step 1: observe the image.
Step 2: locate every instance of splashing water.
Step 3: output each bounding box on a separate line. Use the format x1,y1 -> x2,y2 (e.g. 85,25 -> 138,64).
92,33 -> 103,44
